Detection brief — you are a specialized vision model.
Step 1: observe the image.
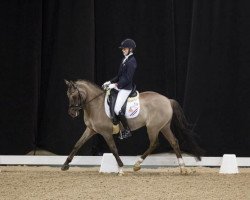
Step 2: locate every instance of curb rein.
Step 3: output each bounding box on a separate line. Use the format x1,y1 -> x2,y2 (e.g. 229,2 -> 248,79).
70,87 -> 105,110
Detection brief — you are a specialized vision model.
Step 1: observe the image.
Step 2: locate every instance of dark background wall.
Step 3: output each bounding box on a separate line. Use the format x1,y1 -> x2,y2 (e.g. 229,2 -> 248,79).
0,0 -> 249,156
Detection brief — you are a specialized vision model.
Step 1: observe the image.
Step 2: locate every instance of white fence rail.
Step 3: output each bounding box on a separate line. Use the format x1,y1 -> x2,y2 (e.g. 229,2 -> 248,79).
0,155 -> 250,166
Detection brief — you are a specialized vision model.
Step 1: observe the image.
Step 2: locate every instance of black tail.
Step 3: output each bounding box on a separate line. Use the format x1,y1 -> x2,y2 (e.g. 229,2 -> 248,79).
170,99 -> 205,161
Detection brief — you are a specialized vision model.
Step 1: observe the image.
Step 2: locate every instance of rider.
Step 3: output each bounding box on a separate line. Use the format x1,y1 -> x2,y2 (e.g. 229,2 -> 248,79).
102,38 -> 137,139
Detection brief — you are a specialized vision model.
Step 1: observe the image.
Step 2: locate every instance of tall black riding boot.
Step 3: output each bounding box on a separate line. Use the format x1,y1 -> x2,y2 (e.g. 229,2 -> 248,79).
118,111 -> 132,139
109,89 -> 119,125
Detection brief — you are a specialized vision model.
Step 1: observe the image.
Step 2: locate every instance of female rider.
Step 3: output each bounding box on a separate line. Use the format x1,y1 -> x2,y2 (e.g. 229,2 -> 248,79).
102,38 -> 137,139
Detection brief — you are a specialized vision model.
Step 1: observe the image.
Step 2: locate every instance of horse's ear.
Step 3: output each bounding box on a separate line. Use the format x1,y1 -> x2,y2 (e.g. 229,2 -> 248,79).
64,79 -> 70,86
70,81 -> 77,89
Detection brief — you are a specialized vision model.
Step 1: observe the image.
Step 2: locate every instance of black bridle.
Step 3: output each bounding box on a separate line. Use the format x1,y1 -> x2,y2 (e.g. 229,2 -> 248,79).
69,87 -> 105,110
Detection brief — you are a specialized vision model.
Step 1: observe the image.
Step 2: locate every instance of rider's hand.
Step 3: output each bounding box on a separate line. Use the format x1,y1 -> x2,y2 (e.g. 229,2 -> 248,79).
102,81 -> 111,89
107,83 -> 118,90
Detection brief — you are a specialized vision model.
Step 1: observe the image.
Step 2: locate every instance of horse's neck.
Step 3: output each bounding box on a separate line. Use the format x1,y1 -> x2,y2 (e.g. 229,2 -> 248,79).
78,81 -> 104,112
83,83 -> 102,102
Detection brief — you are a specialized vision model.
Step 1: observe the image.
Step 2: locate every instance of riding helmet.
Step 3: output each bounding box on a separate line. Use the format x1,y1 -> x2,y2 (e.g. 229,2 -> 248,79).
119,38 -> 136,49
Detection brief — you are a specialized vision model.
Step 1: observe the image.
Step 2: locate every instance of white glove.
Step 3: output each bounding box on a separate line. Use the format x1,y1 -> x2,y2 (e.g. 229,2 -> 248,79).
107,83 -> 118,90
102,81 -> 111,89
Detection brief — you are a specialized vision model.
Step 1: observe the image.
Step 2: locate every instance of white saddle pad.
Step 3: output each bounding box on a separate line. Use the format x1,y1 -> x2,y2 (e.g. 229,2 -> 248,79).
104,91 -> 140,119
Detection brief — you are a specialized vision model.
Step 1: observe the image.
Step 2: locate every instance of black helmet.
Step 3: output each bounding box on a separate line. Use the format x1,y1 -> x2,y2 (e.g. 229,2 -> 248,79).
119,38 -> 136,49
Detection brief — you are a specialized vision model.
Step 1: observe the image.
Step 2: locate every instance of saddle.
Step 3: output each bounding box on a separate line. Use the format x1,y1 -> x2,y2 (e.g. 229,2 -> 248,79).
105,85 -> 140,134
107,85 -> 138,123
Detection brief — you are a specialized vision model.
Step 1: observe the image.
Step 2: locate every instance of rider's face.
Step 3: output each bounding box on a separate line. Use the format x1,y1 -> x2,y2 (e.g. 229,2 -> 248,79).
122,48 -> 130,56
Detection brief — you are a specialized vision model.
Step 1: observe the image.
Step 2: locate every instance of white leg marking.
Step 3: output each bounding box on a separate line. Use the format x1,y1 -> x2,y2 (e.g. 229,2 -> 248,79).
138,157 -> 144,164
118,167 -> 124,175
178,158 -> 185,166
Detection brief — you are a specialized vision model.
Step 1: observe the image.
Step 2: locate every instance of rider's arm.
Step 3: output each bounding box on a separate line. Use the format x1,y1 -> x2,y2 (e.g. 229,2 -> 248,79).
117,58 -> 137,89
110,75 -> 119,83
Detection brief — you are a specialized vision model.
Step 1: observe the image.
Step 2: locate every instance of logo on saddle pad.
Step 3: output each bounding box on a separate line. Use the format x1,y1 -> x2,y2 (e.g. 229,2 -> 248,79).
104,90 -> 140,119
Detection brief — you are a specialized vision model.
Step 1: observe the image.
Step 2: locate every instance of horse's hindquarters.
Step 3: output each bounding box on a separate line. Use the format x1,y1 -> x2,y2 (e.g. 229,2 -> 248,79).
128,92 -> 172,131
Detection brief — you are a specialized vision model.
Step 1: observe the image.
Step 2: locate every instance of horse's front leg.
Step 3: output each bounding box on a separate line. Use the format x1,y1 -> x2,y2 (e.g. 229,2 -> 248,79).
61,128 -> 96,171
102,133 -> 124,175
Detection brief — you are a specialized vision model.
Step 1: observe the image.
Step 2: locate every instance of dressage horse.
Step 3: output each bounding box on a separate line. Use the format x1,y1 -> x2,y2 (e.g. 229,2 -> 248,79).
62,79 -> 204,175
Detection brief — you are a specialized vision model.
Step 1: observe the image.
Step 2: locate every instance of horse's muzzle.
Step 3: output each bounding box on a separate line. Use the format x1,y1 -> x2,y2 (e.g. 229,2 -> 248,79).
68,108 -> 79,118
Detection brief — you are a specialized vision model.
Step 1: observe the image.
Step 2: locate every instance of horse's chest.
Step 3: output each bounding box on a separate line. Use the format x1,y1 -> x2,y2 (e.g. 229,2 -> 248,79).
83,113 -> 91,127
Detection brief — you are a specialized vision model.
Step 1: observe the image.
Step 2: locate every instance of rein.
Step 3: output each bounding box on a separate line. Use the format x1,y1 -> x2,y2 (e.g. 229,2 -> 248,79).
84,91 -> 105,106
70,87 -> 105,110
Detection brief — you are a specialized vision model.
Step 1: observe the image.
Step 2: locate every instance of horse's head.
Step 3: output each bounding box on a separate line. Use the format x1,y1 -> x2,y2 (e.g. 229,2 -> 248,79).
65,79 -> 86,118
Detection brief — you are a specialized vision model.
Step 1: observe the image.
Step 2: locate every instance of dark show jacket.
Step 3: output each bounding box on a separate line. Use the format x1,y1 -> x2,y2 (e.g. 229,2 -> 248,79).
110,55 -> 137,90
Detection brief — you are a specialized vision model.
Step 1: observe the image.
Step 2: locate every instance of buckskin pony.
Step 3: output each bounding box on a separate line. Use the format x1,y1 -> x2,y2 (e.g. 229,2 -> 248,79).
62,80 -> 204,175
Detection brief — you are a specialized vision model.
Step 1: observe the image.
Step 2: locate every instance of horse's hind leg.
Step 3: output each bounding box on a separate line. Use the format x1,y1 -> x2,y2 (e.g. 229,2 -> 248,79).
161,125 -> 187,174
61,128 -> 96,171
133,127 -> 160,172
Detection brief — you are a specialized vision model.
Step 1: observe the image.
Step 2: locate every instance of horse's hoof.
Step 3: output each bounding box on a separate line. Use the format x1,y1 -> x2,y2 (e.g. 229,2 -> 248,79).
117,167 -> 124,176
118,171 -> 124,176
61,164 -> 69,171
133,164 -> 141,172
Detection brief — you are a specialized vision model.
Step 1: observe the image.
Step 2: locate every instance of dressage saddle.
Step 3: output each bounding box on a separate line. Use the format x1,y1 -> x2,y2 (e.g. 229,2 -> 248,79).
108,85 -> 137,139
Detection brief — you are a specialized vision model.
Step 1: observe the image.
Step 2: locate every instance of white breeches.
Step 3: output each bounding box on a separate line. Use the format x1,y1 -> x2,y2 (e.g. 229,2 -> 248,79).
114,89 -> 132,115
